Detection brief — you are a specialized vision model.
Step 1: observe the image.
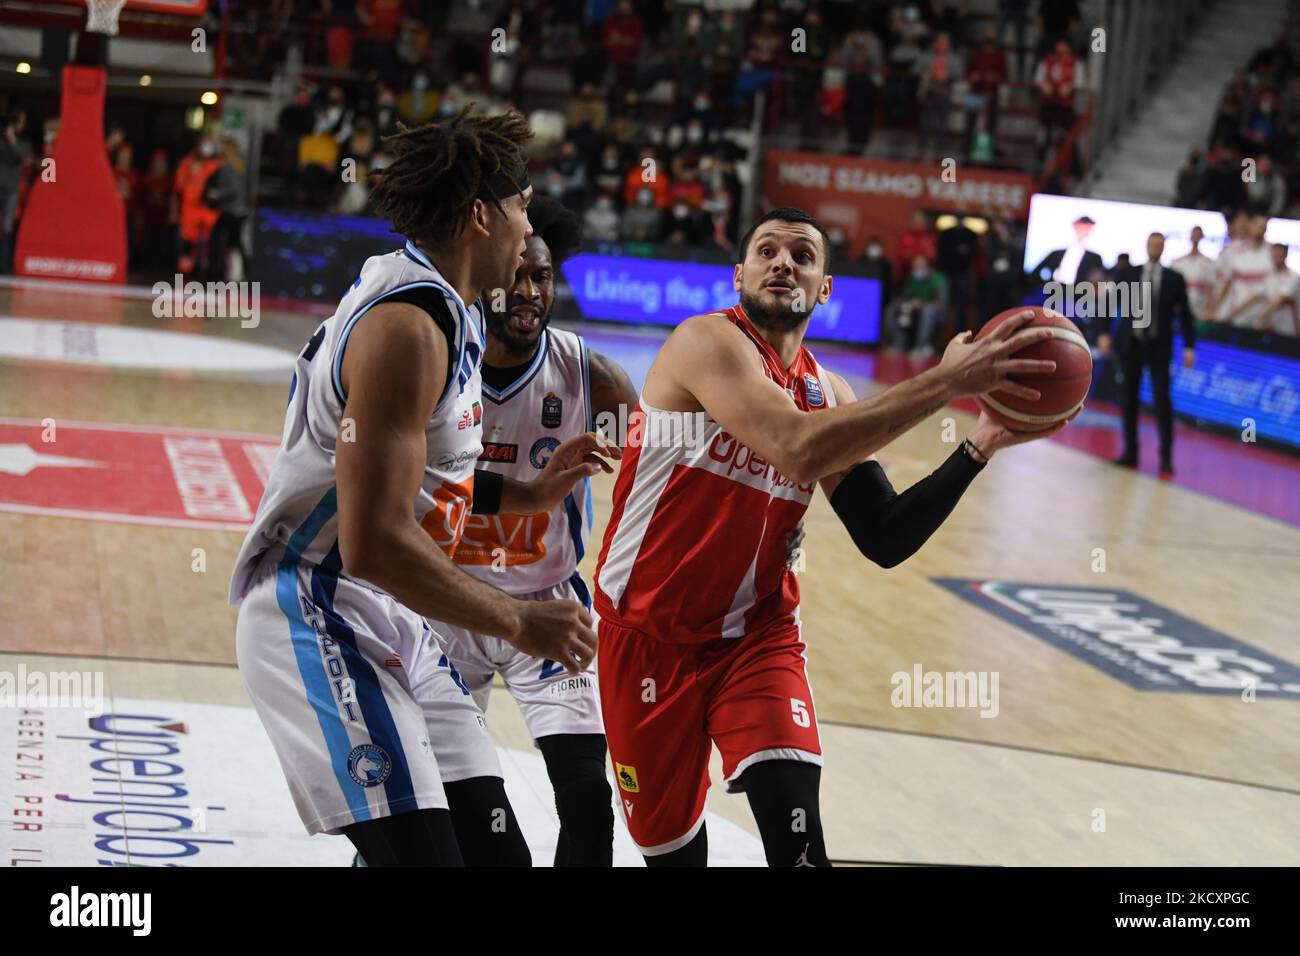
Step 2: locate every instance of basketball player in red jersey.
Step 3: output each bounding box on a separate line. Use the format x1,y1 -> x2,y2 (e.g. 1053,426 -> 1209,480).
593,208 -> 1076,866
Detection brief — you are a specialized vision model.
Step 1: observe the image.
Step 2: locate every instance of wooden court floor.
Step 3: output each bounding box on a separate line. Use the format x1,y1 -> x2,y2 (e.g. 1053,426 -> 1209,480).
2,282 -> 1297,865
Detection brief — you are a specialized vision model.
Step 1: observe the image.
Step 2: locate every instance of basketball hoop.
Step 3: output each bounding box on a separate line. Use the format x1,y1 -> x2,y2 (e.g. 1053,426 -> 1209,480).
85,0 -> 128,36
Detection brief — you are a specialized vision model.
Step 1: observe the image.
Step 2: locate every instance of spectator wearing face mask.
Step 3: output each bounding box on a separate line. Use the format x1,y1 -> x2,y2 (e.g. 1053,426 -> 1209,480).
702,187 -> 732,247
584,189 -> 622,243
623,147 -> 669,208
173,136 -> 224,275
916,33 -> 962,162
1244,154 -> 1287,217
664,199 -> 707,245
885,255 -> 949,357
316,85 -> 354,145
860,236 -> 894,310
591,143 -> 625,197
622,186 -> 664,242
666,158 -> 706,210
1035,40 -> 1084,150
545,140 -> 590,210
399,71 -> 440,125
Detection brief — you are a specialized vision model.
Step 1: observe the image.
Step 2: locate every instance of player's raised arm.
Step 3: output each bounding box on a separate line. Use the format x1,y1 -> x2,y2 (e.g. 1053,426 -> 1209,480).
334,301 -> 595,671
656,309 -> 1058,485
815,371 -> 1076,568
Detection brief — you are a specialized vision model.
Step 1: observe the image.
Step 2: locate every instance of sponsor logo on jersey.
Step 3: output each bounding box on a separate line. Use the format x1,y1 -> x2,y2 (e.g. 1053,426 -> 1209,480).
615,763 -> 640,793
803,373 -> 825,407
435,448 -> 479,470
457,401 -> 483,431
542,392 -> 563,428
457,512 -> 551,566
347,744 -> 393,787
419,477 -> 475,556
480,442 -> 519,464
549,674 -> 595,698
935,579 -> 1300,697
530,436 -> 561,469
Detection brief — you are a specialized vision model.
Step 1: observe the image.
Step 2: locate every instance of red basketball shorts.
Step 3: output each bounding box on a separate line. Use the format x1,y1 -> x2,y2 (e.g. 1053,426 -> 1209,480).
597,616 -> 823,856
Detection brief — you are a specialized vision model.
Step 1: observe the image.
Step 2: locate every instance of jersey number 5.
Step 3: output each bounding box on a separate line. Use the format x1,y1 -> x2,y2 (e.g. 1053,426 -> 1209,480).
791,698 -> 811,728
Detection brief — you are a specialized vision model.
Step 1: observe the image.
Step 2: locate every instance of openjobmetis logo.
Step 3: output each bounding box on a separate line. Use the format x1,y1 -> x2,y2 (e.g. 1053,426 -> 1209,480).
934,579 -> 1300,697
49,886 -> 151,936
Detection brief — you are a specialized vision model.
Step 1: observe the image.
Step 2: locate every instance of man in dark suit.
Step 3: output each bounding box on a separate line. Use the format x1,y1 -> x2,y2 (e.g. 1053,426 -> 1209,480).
1030,214 -> 1105,287
1099,232 -> 1197,476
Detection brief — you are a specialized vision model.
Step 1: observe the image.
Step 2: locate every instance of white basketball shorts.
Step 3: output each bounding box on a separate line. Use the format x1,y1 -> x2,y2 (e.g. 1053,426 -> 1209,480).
235,550 -> 501,835
433,573 -> 604,743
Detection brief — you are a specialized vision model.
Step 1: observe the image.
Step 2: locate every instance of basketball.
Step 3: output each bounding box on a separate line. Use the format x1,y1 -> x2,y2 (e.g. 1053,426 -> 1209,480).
975,307 -> 1093,431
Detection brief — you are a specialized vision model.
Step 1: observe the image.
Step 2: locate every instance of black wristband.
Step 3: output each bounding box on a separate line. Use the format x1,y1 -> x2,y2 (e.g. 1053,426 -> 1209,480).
960,439 -> 989,468
471,469 -> 504,515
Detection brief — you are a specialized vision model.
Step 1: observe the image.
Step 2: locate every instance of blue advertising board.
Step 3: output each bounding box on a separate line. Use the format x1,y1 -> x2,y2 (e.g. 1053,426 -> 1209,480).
561,253 -> 882,344
1139,336 -> 1300,448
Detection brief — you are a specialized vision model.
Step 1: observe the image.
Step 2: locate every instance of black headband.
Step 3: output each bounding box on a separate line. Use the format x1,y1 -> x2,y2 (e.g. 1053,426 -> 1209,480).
479,162 -> 531,203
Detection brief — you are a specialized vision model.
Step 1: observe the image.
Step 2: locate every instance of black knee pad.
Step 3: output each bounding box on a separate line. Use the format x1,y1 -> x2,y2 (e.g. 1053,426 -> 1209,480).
738,760 -> 830,867
443,776 -> 533,867
538,734 -> 614,867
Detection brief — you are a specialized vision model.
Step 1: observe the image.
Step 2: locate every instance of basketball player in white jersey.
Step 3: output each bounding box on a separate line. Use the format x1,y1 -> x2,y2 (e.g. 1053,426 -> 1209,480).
1171,226 -> 1215,326
230,109 -> 616,866
1208,209 -> 1273,328
433,195 -> 638,866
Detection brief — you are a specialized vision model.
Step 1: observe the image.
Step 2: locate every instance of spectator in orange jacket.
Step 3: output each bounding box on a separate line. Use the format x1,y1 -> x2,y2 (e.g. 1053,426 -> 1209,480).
623,147 -> 669,208
173,136 -> 223,275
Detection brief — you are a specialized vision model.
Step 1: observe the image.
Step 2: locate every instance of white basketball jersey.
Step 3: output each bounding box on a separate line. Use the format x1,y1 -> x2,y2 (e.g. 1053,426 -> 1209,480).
230,240 -> 486,602
453,326 -> 593,596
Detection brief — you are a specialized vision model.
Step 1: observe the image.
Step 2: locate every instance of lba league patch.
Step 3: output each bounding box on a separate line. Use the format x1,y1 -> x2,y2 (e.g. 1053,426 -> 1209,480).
542,392 -> 563,428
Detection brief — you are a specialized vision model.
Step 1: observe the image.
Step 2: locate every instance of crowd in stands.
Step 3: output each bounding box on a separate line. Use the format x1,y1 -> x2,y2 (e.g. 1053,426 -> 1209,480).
250,0 -> 1096,246
1176,27 -> 1300,218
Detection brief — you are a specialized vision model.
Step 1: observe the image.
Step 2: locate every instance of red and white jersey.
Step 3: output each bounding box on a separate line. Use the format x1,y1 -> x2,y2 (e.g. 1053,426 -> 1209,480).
594,305 -> 837,643
453,327 -> 595,594
1217,240 -> 1273,327
1264,267 -> 1300,336
1171,251 -> 1215,321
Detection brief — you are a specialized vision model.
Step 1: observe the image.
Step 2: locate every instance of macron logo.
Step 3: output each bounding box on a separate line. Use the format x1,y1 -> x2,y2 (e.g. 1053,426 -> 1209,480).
49,886 -> 151,936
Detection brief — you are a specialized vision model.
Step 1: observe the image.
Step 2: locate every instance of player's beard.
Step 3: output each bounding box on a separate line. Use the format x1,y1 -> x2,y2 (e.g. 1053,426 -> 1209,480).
739,289 -> 811,333
485,303 -> 551,359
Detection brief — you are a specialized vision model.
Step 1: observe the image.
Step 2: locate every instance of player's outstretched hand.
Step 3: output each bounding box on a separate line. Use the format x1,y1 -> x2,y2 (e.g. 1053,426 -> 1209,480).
937,310 -> 1058,400
531,431 -> 622,511
510,599 -> 597,675
967,406 -> 1082,459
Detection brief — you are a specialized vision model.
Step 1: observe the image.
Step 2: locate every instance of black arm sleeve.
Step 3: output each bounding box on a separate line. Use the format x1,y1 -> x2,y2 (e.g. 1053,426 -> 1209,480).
471,469 -> 504,515
829,447 -> 984,569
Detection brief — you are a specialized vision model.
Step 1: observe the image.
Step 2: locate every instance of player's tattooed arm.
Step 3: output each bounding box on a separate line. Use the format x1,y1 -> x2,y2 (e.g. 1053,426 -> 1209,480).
658,311 -> 1054,485
588,349 -> 639,447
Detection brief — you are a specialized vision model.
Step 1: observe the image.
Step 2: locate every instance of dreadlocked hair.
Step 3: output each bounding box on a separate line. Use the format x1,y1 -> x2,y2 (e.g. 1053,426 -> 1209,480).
525,194 -> 583,265
369,104 -> 534,245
